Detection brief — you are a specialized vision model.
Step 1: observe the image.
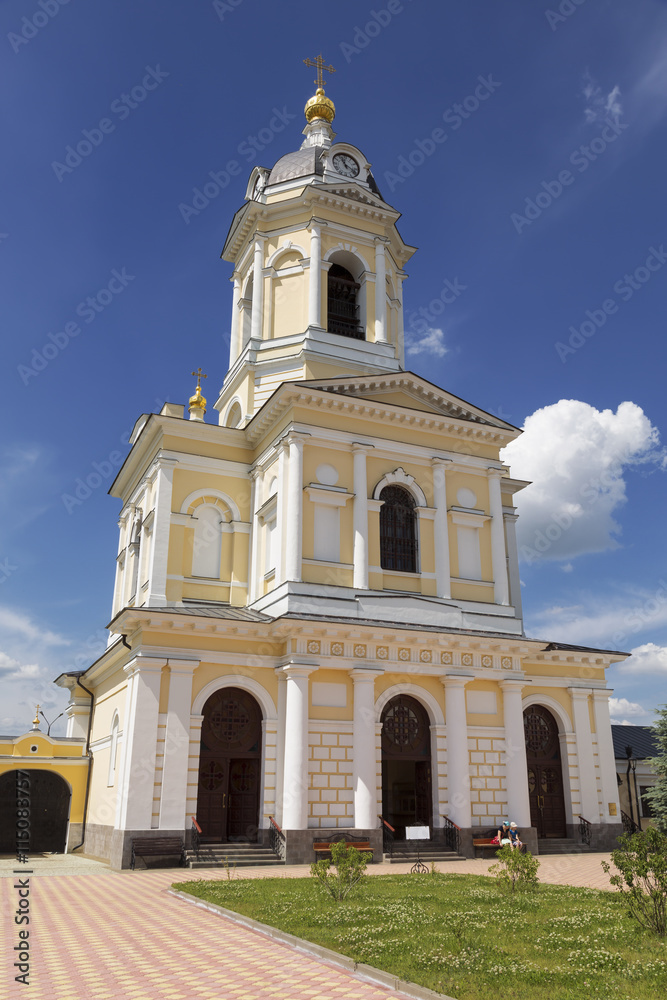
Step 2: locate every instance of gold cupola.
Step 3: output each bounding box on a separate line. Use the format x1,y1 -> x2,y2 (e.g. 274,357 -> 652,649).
303,54 -> 336,124
188,368 -> 207,422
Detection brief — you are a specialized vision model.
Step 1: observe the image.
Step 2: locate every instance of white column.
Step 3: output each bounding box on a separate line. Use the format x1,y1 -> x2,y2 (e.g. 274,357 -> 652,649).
352,444 -> 370,590
229,273 -> 242,367
396,273 -> 405,365
488,470 -> 510,606
503,512 -> 522,618
249,468 -> 264,601
432,458 -> 451,599
350,668 -> 380,829
250,235 -> 265,341
374,239 -> 387,343
591,689 -> 622,824
146,458 -> 177,607
116,657 -> 164,830
308,223 -> 322,328
569,687 -> 600,822
499,679 -> 532,827
65,695 -> 91,740
441,674 -> 473,829
285,435 -> 305,582
276,439 -> 288,585
159,659 -> 199,830
274,669 -> 288,826
281,664 -> 315,829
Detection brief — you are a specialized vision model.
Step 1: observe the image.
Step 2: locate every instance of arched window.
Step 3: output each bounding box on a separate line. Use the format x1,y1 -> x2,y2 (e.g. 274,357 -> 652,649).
192,505 -> 222,578
225,401 -> 242,428
380,485 -> 417,573
327,264 -> 364,340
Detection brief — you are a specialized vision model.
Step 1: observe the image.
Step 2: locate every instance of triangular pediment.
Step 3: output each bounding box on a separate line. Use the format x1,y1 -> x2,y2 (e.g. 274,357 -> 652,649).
299,373 -> 519,430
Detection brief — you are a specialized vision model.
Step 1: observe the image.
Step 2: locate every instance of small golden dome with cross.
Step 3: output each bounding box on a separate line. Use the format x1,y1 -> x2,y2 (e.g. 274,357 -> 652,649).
303,54 -> 336,124
189,368 -> 207,416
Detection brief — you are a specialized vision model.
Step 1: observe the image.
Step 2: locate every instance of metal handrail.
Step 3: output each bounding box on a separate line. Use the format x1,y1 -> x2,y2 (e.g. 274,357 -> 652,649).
268,816 -> 286,861
441,815 -> 462,856
621,809 -> 640,835
378,815 -> 395,858
577,814 -> 592,847
190,816 -> 202,860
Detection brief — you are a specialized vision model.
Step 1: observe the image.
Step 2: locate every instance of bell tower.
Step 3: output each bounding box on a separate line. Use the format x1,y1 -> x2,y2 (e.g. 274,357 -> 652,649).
214,56 -> 417,428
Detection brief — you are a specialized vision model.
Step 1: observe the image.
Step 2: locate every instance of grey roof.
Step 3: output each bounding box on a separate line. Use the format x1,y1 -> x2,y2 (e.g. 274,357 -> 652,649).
267,148 -> 324,186
150,604 -> 272,622
611,725 -> 658,760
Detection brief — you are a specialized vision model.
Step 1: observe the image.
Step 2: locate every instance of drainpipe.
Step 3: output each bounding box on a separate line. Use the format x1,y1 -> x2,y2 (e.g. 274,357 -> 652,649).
70,678 -> 95,853
625,746 -> 635,829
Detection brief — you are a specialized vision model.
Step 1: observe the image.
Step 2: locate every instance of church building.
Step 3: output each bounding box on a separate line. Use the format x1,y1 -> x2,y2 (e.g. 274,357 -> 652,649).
36,66 -> 625,867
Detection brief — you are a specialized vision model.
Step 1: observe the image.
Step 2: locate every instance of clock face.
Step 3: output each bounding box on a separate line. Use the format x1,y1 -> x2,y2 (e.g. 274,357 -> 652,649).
332,153 -> 360,178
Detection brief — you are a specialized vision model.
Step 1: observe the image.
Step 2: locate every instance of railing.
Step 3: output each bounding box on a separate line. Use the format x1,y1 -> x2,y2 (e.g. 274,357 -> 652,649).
577,815 -> 592,847
190,816 -> 202,861
621,810 -> 640,835
441,815 -> 462,856
268,816 -> 286,861
327,316 -> 365,339
378,815 -> 395,858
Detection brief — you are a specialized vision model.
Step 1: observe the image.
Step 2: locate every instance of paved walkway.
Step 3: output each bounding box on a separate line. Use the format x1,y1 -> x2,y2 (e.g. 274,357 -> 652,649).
1,853 -> 615,999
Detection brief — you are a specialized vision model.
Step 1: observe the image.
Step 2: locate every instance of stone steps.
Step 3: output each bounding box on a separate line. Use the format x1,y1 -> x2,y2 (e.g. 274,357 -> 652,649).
537,838 -> 594,855
385,842 -> 462,864
185,843 -> 283,869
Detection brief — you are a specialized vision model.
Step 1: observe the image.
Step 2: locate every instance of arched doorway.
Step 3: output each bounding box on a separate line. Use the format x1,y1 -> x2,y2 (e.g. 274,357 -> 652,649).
327,264 -> 364,339
523,705 -> 567,838
381,694 -> 432,838
0,770 -> 71,854
196,687 -> 262,843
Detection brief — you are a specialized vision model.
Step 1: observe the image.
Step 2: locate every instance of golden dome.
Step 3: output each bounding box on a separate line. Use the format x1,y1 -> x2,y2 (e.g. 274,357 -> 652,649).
304,88 -> 335,124
189,387 -> 206,411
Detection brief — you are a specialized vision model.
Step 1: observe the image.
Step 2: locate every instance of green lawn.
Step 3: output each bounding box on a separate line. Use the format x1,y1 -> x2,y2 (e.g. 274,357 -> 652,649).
173,871 -> 667,1000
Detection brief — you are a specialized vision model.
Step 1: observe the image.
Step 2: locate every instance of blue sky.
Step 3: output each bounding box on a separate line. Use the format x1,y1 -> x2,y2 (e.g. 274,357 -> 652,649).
1,0 -> 667,734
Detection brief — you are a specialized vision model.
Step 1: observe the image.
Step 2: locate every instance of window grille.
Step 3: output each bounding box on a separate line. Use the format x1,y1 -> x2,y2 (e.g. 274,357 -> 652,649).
379,485 -> 417,573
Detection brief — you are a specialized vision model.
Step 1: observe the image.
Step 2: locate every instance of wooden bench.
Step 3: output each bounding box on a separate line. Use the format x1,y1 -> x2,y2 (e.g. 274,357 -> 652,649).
313,834 -> 373,862
473,837 -> 501,858
130,836 -> 186,870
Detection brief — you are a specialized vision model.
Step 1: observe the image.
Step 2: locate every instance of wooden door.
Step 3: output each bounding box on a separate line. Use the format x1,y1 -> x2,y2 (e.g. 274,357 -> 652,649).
381,695 -> 432,837
196,688 -> 262,843
524,707 -> 567,838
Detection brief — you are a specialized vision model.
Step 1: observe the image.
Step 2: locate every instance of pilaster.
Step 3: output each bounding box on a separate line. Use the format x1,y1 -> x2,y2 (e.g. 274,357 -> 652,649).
350,667 -> 382,828
146,458 -> 178,607
432,458 -> 452,599
159,659 -> 199,830
499,679 -> 532,827
441,674 -> 473,828
488,469 -> 510,606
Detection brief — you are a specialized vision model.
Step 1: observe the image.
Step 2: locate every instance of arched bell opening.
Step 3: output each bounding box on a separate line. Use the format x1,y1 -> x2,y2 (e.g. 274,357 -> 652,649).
523,705 -> 567,838
381,694 -> 432,839
196,687 -> 262,843
327,263 -> 364,340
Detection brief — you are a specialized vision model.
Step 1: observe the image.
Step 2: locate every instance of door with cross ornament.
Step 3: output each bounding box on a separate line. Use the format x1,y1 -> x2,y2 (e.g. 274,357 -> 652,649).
197,688 -> 262,842
523,705 -> 567,838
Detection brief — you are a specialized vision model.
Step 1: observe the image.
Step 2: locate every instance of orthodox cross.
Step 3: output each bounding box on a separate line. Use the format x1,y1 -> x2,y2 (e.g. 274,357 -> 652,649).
303,54 -> 335,89
191,368 -> 207,391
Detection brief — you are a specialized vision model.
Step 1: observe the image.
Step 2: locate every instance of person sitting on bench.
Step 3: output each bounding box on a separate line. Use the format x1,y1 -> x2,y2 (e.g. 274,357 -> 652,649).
508,822 -> 523,851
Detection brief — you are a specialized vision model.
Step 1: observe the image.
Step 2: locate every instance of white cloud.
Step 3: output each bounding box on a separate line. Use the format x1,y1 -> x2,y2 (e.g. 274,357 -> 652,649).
618,642 -> 667,676
0,607 -> 70,646
609,697 -> 648,718
501,399 -> 665,563
527,588 -> 667,647
583,73 -> 623,124
406,327 -> 448,358
560,563 -> 574,573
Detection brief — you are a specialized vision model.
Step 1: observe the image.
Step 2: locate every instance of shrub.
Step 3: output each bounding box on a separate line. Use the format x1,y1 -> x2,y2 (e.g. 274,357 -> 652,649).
310,841 -> 368,901
601,827 -> 667,937
489,844 -> 540,893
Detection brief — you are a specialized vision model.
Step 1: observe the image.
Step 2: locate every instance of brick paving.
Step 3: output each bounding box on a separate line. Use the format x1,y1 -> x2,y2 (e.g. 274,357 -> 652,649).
1,852 -> 615,999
